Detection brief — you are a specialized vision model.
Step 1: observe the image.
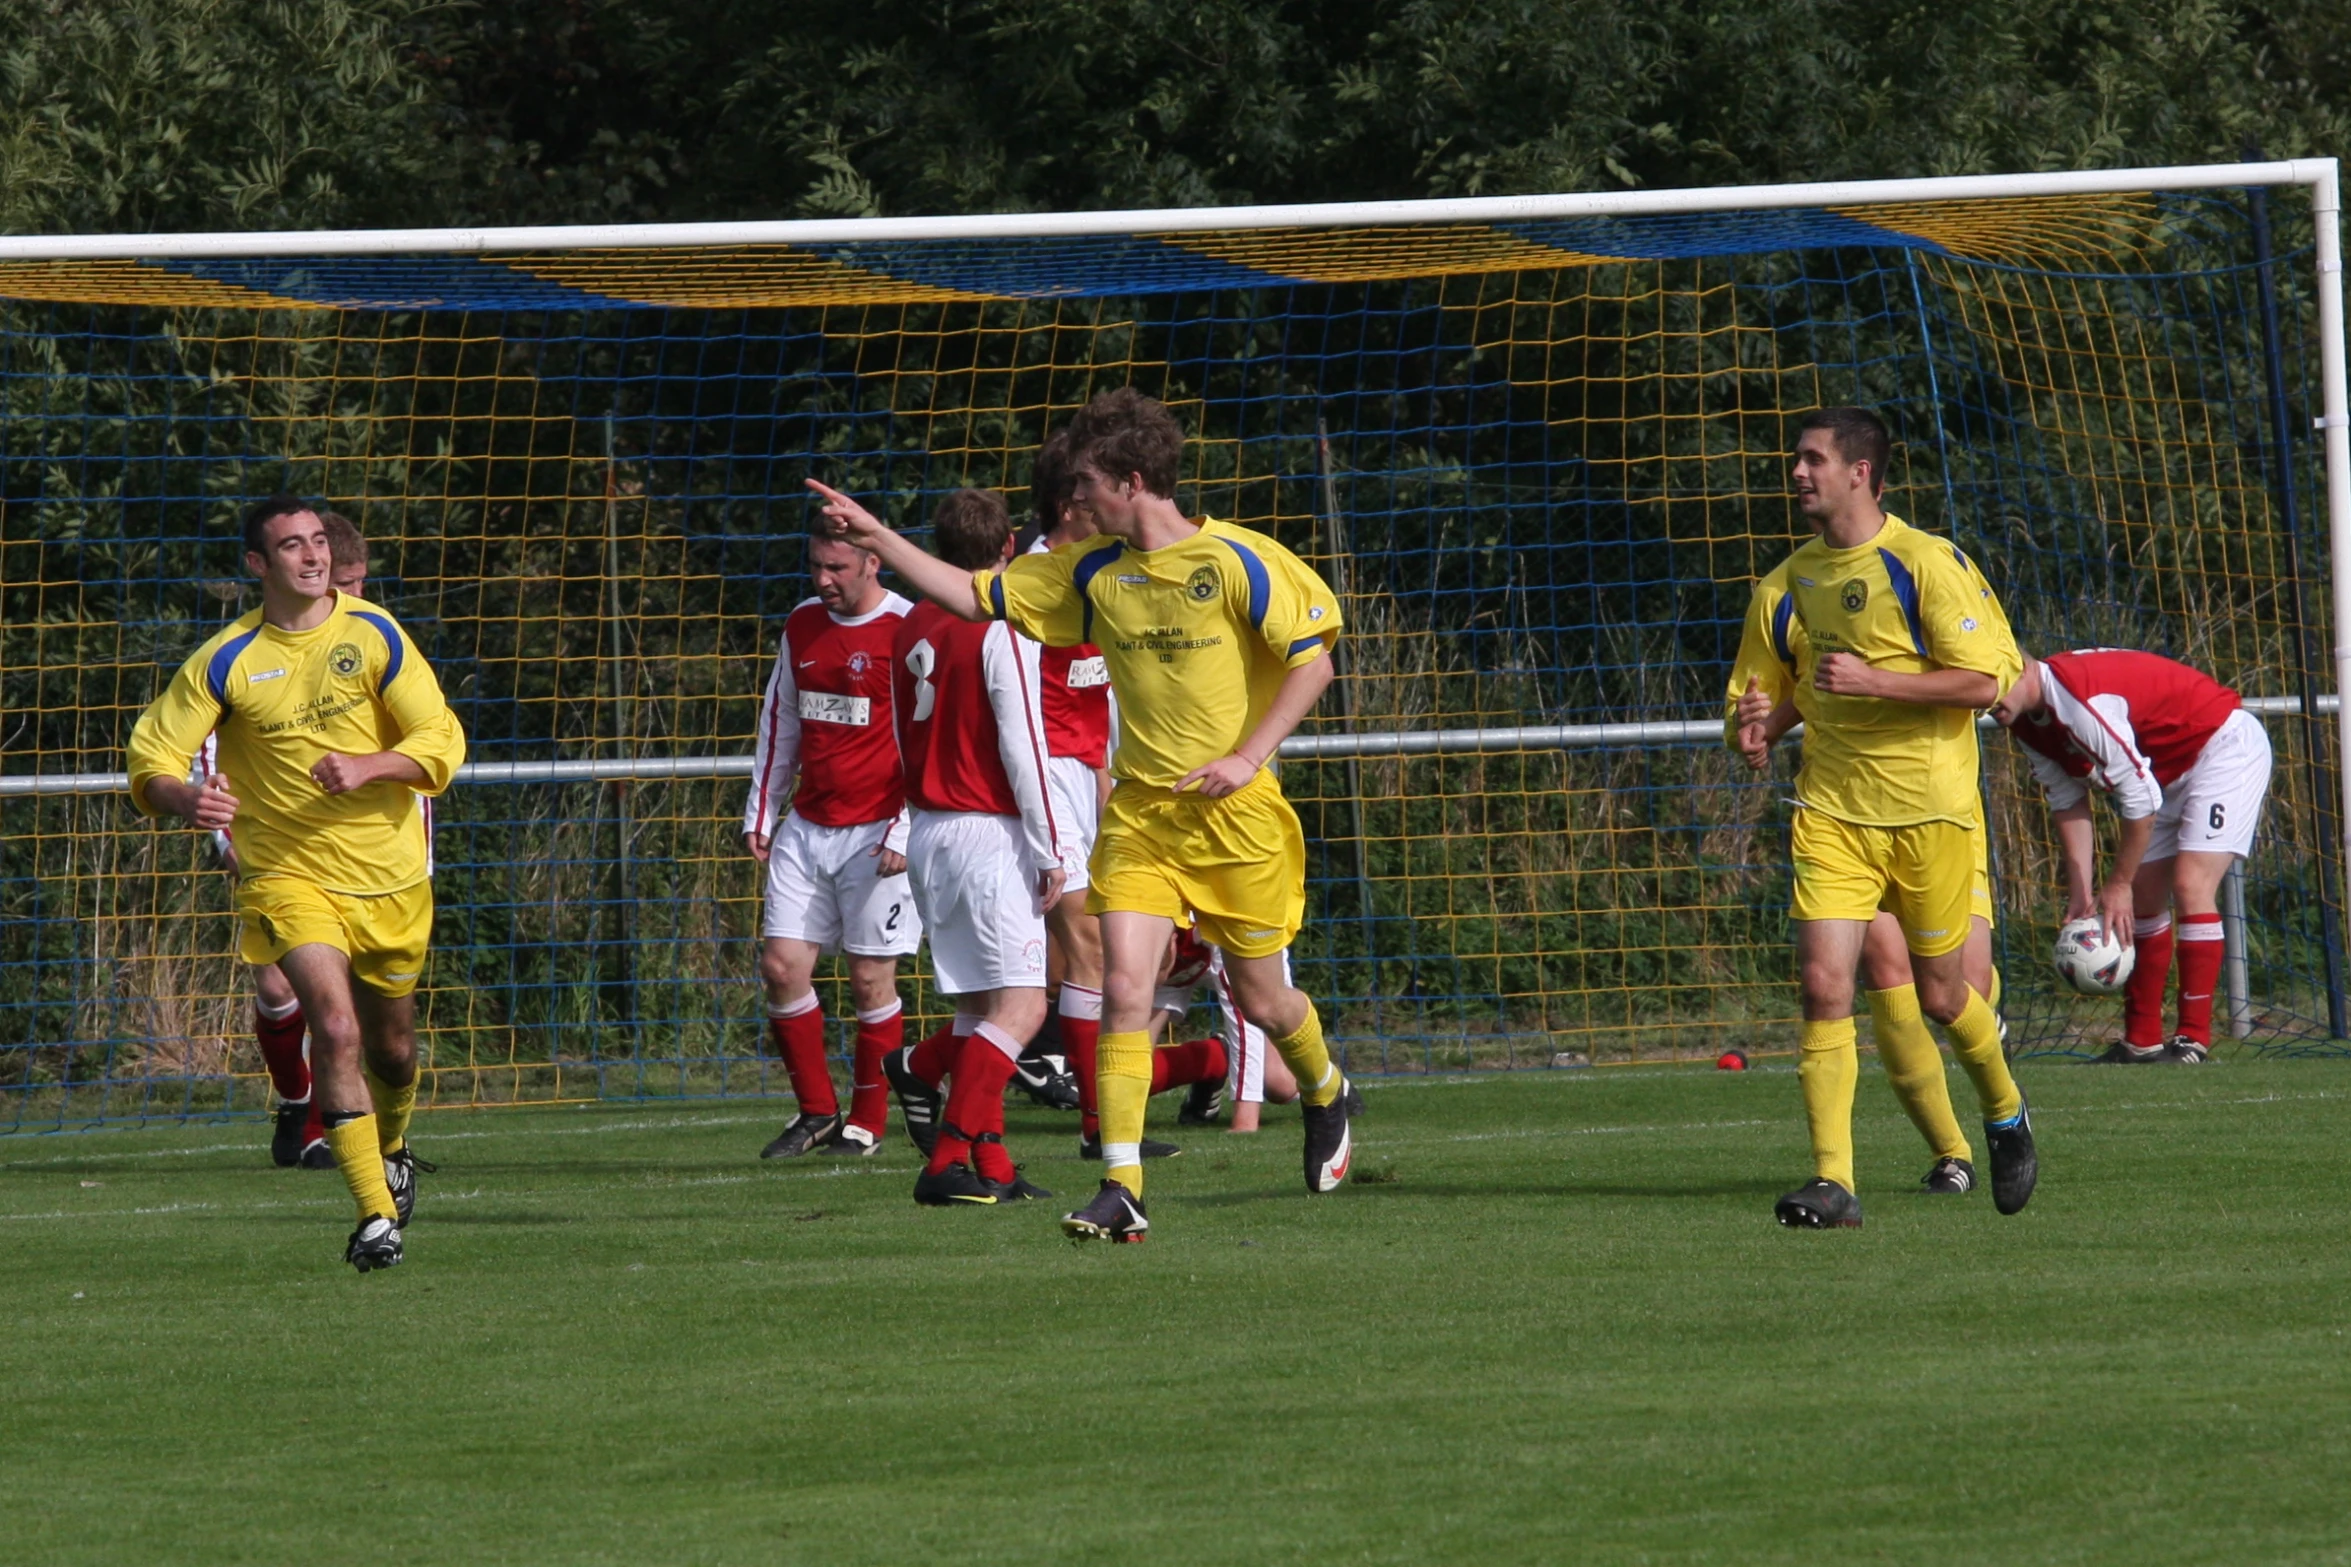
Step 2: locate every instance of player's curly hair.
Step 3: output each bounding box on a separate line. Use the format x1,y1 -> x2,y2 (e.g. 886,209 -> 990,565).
1031,427 -> 1076,532
1797,406 -> 1893,495
931,487 -> 1012,570
1068,387 -> 1183,500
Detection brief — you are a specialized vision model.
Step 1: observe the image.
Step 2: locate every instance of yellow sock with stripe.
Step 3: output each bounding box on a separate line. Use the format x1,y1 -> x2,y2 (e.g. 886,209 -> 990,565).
364,1067 -> 416,1155
1942,988 -> 2022,1125
1866,985 -> 1971,1163
1096,1029 -> 1154,1196
324,1112 -> 399,1223
1274,1002 -> 1342,1108
1798,1016 -> 1859,1192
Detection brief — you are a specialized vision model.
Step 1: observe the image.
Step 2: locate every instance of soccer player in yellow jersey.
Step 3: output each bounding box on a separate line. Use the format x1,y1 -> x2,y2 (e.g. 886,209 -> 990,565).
811,388 -> 1359,1243
1729,530 -> 2012,1198
128,495 -> 466,1272
1722,408 -> 2036,1226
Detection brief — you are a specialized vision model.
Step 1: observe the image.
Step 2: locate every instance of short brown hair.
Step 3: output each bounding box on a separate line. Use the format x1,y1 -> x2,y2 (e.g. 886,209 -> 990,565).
319,510 -> 367,570
1031,428 -> 1075,532
241,493 -> 315,556
1797,407 -> 1893,494
1067,387 -> 1183,500
931,488 -> 1012,570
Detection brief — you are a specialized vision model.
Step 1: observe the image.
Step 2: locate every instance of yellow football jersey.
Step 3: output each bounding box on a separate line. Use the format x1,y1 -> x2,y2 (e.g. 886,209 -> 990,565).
974,518 -> 1341,789
127,592 -> 466,895
1724,514 -> 2018,828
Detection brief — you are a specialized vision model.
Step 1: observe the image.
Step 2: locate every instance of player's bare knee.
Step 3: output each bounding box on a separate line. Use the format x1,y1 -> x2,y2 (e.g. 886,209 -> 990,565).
1798,961 -> 1855,1020
990,987 -> 1048,1042
1914,970 -> 1969,1025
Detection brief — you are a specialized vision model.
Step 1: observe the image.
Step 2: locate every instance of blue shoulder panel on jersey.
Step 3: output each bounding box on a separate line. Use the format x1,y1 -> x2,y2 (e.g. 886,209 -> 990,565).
988,576 -> 1007,620
1070,541 -> 1124,644
1216,537 -> 1271,631
1770,592 -> 1796,667
1876,548 -> 1928,656
205,626 -> 263,708
348,609 -> 405,693
1286,634 -> 1324,658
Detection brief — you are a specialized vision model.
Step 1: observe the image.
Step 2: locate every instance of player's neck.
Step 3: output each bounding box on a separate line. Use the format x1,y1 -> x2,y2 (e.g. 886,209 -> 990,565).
1816,502 -> 1887,552
260,582 -> 336,633
1109,493 -> 1199,552
829,585 -> 887,620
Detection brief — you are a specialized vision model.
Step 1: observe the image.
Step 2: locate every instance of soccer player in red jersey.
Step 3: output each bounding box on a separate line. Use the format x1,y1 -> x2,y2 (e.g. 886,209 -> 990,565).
1989,649 -> 2275,1063
742,534 -> 921,1159
881,489 -> 1066,1204
201,510 -> 373,1170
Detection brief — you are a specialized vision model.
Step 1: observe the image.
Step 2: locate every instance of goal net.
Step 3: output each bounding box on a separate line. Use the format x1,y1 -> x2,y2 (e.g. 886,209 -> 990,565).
4,162 -> 2347,1127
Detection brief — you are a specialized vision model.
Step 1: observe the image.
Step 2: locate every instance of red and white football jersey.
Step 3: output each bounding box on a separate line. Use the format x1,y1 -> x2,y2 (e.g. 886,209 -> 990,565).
1025,535 -> 1114,767
892,603 -> 1059,872
743,593 -> 912,836
2008,649 -> 2241,819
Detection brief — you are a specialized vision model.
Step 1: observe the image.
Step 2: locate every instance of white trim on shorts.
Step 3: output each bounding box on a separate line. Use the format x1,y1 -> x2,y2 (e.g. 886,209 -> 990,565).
760,811 -> 921,955
2146,708 -> 2272,862
1044,754 -> 1099,890
906,808 -> 1049,995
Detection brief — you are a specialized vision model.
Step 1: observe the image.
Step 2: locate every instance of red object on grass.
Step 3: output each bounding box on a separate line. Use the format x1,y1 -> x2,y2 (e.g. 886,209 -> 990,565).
1716,1050 -> 1748,1071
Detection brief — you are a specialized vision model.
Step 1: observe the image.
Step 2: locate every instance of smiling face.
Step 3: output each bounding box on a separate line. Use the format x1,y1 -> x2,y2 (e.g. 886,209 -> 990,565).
245,510 -> 332,604
1068,462 -> 1142,539
1792,427 -> 1873,527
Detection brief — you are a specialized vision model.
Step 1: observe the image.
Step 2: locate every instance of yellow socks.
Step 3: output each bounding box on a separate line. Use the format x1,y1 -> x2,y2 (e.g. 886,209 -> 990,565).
1866,985 -> 1971,1163
324,1112 -> 398,1223
364,1067 -> 416,1155
1798,1016 -> 1859,1192
1096,1029 -> 1153,1195
1275,1002 -> 1342,1108
1943,988 -> 2022,1125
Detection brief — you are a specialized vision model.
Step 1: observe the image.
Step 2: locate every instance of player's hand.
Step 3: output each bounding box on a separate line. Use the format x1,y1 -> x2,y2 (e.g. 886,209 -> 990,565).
1035,866 -> 1067,910
745,831 -> 771,863
1814,651 -> 1880,697
1737,720 -> 1773,770
1734,676 -> 1774,729
2097,880 -> 2137,947
1175,753 -> 1257,799
873,845 -> 908,877
309,753 -> 379,794
189,772 -> 239,829
218,841 -> 242,879
805,479 -> 889,550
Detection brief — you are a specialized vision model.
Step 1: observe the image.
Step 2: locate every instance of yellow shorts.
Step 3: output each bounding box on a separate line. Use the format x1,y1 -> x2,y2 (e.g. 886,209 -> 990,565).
238,876 -> 435,998
1087,770 -> 1306,959
1794,810 -> 1974,958
1879,819 -> 1995,928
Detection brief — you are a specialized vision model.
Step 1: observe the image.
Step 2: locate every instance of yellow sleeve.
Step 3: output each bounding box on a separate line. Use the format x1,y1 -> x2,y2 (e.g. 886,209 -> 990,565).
125,650 -> 225,817
974,546 -> 1087,647
1258,545 -> 1343,666
1723,578 -> 1798,747
1915,545 -> 2020,687
374,617 -> 467,794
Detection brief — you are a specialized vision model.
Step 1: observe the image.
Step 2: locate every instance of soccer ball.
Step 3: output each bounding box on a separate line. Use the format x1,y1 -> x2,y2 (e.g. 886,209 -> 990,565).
2053,916 -> 2135,995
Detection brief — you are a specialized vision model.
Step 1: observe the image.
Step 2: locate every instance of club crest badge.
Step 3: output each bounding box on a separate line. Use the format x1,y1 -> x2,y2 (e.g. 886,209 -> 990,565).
846,650 -> 870,675
1840,579 -> 1868,614
329,642 -> 363,677
1185,565 -> 1220,603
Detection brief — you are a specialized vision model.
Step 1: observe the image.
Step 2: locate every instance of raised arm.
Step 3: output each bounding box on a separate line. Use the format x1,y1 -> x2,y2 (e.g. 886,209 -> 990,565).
806,479 -> 986,620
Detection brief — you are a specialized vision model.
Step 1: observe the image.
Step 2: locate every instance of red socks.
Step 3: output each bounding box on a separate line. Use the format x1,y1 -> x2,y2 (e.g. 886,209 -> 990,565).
253,1002 -> 310,1103
1151,1037 -> 1230,1094
2123,917 -> 2173,1047
928,1028 -> 1019,1175
847,1001 -> 902,1138
1061,984 -> 1102,1140
766,996 -> 839,1117
2176,910 -> 2225,1045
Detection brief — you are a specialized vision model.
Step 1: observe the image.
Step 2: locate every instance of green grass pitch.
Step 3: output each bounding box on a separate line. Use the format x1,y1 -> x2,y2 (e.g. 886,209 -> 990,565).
7,1059 -> 2351,1566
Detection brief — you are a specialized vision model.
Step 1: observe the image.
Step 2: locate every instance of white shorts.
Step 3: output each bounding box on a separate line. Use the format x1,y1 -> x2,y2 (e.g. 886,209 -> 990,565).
761,813 -> 920,955
1045,754 -> 1100,890
2148,709 -> 2272,861
907,809 -> 1048,995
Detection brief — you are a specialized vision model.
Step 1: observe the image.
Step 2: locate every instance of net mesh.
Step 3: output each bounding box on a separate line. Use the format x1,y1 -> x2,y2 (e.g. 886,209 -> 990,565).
3,191 -> 2342,1128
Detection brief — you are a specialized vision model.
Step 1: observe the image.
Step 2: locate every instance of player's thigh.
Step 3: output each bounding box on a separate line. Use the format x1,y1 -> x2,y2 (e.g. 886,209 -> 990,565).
1046,891 -> 1103,987
1218,947 -> 1300,1024
349,982 -> 419,1079
272,938 -> 363,1053
1097,908 -> 1180,1030
1859,910 -> 1915,993
1045,756 -> 1098,891
1790,810 -> 1894,927
2169,849 -> 2237,914
250,962 -> 298,1012
1883,820 -> 1975,959
761,818 -> 843,949
1178,777 -> 1308,960
831,821 -> 921,958
1793,918 -> 1868,1017
2169,712 -> 2272,861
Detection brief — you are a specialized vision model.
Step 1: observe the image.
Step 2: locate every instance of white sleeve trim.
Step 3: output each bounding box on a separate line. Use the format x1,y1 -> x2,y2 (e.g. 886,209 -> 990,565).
983,621 -> 1060,873
742,633 -> 801,838
2042,676 -> 2161,820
